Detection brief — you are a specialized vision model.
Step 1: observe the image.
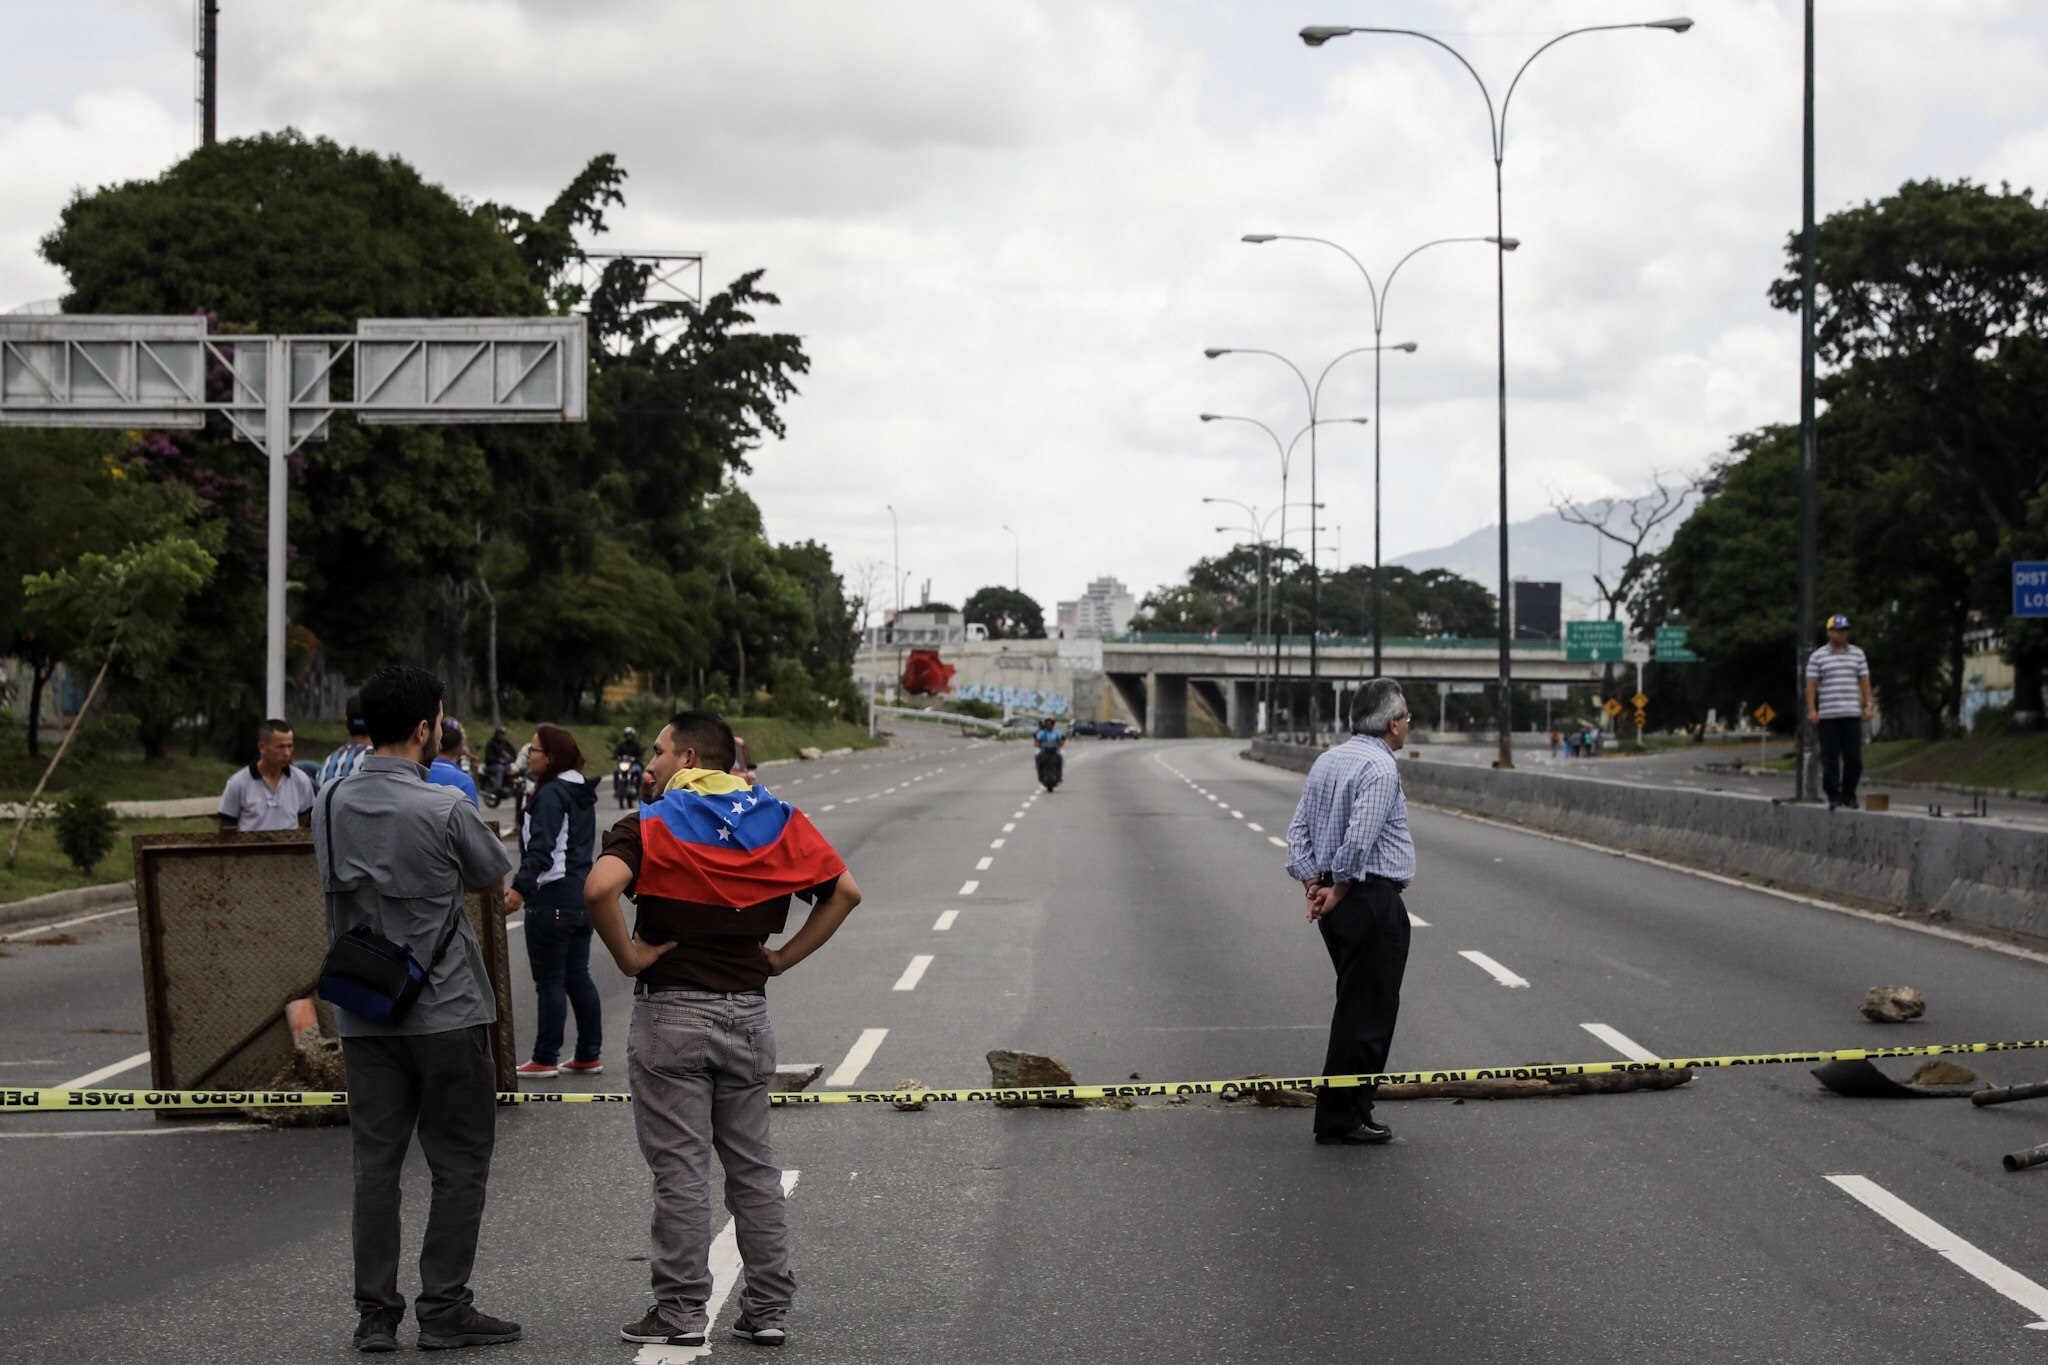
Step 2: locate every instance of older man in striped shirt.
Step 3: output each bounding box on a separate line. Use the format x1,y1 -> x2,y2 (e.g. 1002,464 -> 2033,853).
1285,677 -> 1416,1147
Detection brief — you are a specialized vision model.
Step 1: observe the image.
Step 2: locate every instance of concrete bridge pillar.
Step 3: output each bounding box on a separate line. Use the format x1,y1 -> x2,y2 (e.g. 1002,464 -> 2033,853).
1147,672 -> 1189,739
1107,672 -> 1148,730
1226,680 -> 1257,737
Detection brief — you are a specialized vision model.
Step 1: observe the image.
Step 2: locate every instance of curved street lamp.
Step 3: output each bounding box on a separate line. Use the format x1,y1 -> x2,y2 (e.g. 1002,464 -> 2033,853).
1300,15 -> 1693,767
1241,231 -> 1512,676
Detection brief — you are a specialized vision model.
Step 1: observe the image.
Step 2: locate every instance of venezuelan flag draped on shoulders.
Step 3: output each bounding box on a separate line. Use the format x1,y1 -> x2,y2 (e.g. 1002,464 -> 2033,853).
638,768 -> 845,908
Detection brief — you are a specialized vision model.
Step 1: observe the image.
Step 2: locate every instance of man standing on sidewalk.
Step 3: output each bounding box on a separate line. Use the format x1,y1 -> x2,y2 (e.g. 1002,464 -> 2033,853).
1804,614 -> 1875,810
585,709 -> 861,1350
1285,677 -> 1416,1148
315,665 -> 519,1353
217,718 -> 315,831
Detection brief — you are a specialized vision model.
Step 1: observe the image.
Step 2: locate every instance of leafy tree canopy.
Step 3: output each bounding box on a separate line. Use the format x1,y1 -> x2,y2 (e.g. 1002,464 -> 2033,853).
962,586 -> 1044,639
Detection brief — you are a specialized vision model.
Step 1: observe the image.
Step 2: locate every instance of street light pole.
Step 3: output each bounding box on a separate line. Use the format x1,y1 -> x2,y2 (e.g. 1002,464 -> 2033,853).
1795,0 -> 1819,801
1000,523 -> 1021,592
1301,15 -> 1693,768
1200,410 -> 1368,737
1243,233 -> 1505,677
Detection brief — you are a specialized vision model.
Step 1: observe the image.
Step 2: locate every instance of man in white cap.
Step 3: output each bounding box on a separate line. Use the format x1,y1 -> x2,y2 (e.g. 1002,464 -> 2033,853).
1804,613 -> 1874,810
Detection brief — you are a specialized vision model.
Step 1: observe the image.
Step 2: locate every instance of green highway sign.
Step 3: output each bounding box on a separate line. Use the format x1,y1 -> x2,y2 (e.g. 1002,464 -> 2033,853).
1565,620 -> 1625,662
1654,625 -> 1699,663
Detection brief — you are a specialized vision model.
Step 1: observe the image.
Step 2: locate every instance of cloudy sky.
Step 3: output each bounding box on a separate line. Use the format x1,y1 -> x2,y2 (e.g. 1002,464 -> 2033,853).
7,1 -> 2048,617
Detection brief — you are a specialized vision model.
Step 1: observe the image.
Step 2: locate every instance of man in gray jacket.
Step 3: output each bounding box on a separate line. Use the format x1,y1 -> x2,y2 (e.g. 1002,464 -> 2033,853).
315,665 -> 518,1353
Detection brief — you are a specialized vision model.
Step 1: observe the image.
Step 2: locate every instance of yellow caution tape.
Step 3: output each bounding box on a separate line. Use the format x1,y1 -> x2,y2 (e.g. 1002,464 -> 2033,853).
4,1038 -> 2043,1113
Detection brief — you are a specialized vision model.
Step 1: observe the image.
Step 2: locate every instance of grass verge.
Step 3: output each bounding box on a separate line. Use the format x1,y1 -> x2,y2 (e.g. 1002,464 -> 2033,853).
0,816 -> 216,906
1750,734 -> 2048,792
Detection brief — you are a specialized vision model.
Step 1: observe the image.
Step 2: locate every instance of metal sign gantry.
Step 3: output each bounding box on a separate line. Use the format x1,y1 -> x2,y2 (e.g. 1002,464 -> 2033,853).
0,313 -> 588,717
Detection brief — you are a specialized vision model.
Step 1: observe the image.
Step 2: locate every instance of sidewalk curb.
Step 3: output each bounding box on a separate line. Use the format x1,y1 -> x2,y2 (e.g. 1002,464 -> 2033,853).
0,880 -> 136,932
1702,761 -> 2048,806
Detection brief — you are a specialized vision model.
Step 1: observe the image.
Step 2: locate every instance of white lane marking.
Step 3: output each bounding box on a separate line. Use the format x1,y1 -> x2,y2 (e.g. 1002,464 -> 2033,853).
989,838 -> 1005,849
831,768 -> 842,774
1458,950 -> 1530,989
1247,822 -> 1264,833
0,905 -> 137,942
893,955 -> 935,992
634,1170 -> 801,1363
789,778 -> 804,786
1408,912 -> 1429,928
825,1029 -> 888,1087
57,1051 -> 153,1091
0,1122 -> 250,1140
505,918 -> 524,930
1230,809 -> 1244,819
933,910 -> 959,931
1266,836 -> 1287,849
1011,811 -> 1026,820
958,880 -> 980,896
1581,1022 -> 1659,1061
975,856 -> 993,871
1002,822 -> 1017,833
1826,1174 -> 2048,1330
843,796 -> 860,804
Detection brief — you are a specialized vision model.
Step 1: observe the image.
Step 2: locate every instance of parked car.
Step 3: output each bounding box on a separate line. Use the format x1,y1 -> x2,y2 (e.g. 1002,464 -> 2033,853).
1096,720 -> 1141,740
1072,720 -> 1099,737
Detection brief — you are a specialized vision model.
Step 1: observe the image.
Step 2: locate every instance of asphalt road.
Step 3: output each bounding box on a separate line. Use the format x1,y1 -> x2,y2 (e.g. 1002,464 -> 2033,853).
4,726 -> 2048,1362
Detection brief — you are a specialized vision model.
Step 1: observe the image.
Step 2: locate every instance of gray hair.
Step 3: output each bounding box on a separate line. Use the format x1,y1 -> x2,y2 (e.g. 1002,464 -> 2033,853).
1350,678 -> 1407,736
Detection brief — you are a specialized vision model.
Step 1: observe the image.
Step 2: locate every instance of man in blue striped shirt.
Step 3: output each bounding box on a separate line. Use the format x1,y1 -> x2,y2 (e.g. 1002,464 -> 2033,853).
1285,677 -> 1416,1147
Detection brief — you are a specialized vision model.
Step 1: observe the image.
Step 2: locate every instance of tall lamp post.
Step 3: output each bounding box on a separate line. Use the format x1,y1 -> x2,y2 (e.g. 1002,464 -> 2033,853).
1000,523 -> 1021,593
1205,345 -> 1405,741
1241,232 -> 1510,677
1203,497 -> 1325,733
1794,0 -> 1819,801
1301,15 -> 1693,767
1200,410 -> 1370,735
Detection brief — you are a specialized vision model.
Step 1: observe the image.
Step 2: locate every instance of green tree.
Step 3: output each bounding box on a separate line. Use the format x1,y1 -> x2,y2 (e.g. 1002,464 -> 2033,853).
962,586 -> 1045,639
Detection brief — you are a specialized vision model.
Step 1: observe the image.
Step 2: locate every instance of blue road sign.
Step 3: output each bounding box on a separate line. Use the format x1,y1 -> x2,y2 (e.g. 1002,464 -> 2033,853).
2017,562 -> 2048,619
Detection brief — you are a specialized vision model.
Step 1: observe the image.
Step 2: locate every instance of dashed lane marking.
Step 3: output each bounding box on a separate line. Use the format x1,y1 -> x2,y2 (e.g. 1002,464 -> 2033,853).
56,1051 -> 152,1092
824,1029 -> 889,1087
1407,912 -> 1429,928
1247,822 -> 1264,833
1230,810 -> 1244,819
989,838 -> 1005,848
1267,836 -> 1286,849
1581,1022 -> 1659,1061
1827,1175 -> 2048,1331
975,856 -> 994,871
959,880 -> 980,896
893,955 -> 935,992
1002,822 -> 1017,832
1459,950 -> 1530,989
933,910 -> 958,931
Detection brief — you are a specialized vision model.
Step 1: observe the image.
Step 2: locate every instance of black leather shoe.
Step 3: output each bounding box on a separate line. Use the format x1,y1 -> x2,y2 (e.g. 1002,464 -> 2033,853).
418,1308 -> 521,1350
1315,1120 -> 1393,1146
353,1310 -> 401,1353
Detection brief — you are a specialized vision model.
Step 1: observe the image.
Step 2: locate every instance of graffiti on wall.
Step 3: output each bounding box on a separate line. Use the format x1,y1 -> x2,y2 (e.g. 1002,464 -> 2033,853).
956,682 -> 1070,715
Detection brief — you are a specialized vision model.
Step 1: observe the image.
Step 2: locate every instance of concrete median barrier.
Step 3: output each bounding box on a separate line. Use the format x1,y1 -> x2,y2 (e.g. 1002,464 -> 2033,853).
1244,741 -> 2048,943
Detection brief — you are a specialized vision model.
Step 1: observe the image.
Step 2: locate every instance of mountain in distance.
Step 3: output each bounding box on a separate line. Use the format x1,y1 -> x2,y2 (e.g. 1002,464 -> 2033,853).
1390,502 -> 1688,623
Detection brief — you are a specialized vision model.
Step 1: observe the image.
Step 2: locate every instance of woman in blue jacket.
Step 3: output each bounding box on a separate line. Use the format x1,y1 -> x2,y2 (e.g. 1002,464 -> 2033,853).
505,724 -> 602,1078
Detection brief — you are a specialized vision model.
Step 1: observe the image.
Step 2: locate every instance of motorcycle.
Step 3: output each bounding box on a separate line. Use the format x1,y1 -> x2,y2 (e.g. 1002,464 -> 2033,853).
479,762 -> 525,810
613,756 -> 646,808
1034,746 -> 1063,793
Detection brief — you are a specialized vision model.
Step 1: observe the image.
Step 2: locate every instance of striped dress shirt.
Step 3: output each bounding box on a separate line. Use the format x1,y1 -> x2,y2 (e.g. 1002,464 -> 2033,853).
1285,735 -> 1417,887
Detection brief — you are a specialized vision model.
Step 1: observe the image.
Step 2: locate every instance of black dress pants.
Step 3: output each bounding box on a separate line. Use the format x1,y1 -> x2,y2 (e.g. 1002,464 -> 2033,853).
1817,716 -> 1864,805
1314,880 -> 1412,1135
342,1025 -> 497,1324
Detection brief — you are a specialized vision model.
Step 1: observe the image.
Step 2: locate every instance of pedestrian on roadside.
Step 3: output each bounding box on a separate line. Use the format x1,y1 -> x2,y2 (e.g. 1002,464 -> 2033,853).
584,709 -> 862,1350
217,717 -> 316,832
314,665 -> 520,1354
506,724 -> 602,1079
1805,613 -> 1875,810
426,718 -> 481,807
1548,727 -> 1562,757
1284,677 -> 1416,1148
317,694 -> 374,790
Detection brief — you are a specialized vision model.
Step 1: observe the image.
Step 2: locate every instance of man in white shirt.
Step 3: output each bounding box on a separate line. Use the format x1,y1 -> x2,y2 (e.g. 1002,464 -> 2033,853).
1803,614 -> 1875,811
217,718 -> 315,832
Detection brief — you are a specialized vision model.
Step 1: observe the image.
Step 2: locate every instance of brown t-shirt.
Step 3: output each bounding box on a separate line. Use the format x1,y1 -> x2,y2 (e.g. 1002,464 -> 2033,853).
601,813 -> 839,994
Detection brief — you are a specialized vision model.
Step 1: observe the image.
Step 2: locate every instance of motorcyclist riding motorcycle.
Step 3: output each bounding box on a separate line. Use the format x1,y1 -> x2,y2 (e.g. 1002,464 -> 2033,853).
479,725 -> 525,808
1033,717 -> 1065,792
611,727 -> 646,808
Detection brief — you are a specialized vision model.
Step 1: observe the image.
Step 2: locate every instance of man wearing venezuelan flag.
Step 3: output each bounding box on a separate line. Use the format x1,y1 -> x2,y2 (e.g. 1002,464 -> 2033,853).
584,709 -> 861,1350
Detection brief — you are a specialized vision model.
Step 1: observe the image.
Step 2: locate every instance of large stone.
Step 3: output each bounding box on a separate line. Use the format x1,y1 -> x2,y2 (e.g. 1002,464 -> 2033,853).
770,1063 -> 823,1093
1226,1074 -> 1317,1108
798,746 -> 824,761
986,1048 -> 1085,1108
890,1078 -> 928,1112
1862,985 -> 1927,1023
1909,1059 -> 1977,1087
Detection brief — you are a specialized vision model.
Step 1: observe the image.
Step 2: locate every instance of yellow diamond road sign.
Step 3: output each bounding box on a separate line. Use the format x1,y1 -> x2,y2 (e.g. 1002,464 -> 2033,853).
1633,708 -> 1649,727
1632,692 -> 1649,710
1603,698 -> 1623,717
1754,702 -> 1777,726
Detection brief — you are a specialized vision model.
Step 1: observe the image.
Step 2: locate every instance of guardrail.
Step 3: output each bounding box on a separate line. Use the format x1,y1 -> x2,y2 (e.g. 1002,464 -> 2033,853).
875,705 -> 1014,734
1102,633 -> 1566,651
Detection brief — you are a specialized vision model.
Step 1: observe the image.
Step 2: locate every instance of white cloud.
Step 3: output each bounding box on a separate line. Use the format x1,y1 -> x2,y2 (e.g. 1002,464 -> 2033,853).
6,0 -> 2048,616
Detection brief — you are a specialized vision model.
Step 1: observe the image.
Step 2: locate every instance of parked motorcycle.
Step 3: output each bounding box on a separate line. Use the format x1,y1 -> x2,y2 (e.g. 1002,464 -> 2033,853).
614,756 -> 646,808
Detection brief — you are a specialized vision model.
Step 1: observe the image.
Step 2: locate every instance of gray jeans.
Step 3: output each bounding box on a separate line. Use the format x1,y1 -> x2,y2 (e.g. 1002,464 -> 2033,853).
629,990 -> 793,1330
